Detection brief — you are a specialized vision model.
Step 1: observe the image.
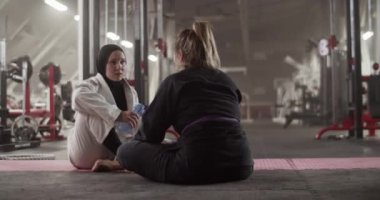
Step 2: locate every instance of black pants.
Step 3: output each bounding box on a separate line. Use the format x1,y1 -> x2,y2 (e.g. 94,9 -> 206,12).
116,123 -> 253,184
103,128 -> 121,155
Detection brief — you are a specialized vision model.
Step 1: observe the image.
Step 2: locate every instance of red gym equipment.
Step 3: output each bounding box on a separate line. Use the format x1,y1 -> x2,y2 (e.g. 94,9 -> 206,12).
316,64 -> 380,139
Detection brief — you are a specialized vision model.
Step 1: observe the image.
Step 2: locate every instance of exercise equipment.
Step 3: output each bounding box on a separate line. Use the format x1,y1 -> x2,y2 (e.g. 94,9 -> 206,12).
39,117 -> 62,138
7,63 -> 64,141
0,43 -> 64,151
39,62 -> 61,86
282,83 -> 322,128
367,74 -> 380,118
61,81 -> 75,122
11,115 -> 38,142
0,41 -> 41,151
315,64 -> 380,139
7,56 -> 33,83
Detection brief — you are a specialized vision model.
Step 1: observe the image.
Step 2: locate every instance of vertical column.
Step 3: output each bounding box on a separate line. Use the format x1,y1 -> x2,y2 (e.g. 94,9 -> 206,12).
376,0 -> 380,63
157,0 -> 164,82
105,0 -> 109,44
352,0 -> 363,138
114,0 -> 118,37
329,0 -> 338,122
141,0 -> 148,104
134,0 -> 142,103
90,0 -> 100,75
79,0 -> 100,79
346,0 -> 355,137
134,0 -> 148,104
0,39 -> 7,126
123,0 -> 128,41
78,0 -> 90,80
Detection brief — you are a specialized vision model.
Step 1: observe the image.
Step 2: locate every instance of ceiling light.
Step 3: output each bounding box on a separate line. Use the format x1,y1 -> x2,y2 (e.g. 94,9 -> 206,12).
362,31 -> 374,40
121,40 -> 133,48
148,55 -> 158,62
106,32 -> 120,41
44,0 -> 68,12
74,15 -> 80,21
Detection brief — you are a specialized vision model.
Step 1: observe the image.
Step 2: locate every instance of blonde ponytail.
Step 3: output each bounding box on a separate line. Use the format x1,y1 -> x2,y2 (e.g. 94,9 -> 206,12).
192,21 -> 221,68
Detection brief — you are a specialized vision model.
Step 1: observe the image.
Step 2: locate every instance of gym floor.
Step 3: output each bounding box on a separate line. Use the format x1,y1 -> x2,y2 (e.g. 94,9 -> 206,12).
1,121 -> 380,200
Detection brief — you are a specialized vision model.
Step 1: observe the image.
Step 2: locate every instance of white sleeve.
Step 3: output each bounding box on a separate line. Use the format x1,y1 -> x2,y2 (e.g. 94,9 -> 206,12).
72,81 -> 121,126
131,87 -> 140,107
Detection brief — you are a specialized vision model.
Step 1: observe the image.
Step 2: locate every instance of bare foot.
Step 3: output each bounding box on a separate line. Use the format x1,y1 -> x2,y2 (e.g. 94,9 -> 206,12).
91,159 -> 124,172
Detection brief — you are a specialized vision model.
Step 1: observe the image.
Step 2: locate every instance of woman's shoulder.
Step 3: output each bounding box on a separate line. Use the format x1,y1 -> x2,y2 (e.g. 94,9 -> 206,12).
75,74 -> 103,90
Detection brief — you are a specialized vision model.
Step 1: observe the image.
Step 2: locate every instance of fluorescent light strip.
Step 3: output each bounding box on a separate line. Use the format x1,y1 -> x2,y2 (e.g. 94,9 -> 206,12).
106,32 -> 120,41
121,40 -> 133,48
362,31 -> 374,40
148,55 -> 158,62
44,0 -> 68,12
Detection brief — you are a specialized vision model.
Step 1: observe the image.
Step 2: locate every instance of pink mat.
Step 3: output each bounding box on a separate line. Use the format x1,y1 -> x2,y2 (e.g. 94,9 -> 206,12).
254,157 -> 380,170
0,160 -> 77,171
0,157 -> 380,171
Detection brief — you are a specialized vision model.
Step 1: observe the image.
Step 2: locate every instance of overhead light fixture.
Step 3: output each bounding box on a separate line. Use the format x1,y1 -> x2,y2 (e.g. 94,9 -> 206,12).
148,55 -> 158,62
120,40 -> 133,48
363,31 -> 374,40
44,0 -> 68,12
106,32 -> 120,41
74,15 -> 80,21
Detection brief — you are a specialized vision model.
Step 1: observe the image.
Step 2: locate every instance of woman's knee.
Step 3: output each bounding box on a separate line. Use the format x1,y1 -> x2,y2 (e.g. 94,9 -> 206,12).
116,140 -> 140,167
68,154 -> 95,169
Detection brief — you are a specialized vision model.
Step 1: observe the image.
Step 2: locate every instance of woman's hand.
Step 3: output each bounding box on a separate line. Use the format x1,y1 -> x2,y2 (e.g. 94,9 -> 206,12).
118,111 -> 139,128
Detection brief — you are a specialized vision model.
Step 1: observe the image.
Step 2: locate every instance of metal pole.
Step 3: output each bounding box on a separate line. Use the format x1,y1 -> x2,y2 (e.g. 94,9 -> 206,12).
352,0 -> 363,138
368,0 -> 372,31
329,0 -> 337,123
83,0 -> 90,79
22,61 -> 27,116
346,0 -> 355,137
320,56 -> 329,123
134,0 -> 143,103
48,65 -> 56,138
105,0 -> 108,44
79,0 -> 90,79
376,0 -> 380,63
157,0 -> 164,82
90,0 -> 100,75
0,39 -> 7,126
141,0 -> 148,104
123,0 -> 128,41
114,0 -> 118,38
78,0 -> 84,80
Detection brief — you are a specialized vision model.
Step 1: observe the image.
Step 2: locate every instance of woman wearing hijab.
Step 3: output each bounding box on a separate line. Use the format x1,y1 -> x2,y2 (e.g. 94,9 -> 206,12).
67,44 -> 140,170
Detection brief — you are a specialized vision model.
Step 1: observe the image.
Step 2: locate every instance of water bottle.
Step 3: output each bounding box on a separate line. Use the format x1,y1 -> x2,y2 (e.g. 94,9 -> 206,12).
115,103 -> 145,134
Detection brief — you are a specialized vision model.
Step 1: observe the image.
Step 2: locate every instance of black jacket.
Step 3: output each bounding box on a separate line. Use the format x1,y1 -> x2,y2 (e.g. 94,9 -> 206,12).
135,67 -> 252,171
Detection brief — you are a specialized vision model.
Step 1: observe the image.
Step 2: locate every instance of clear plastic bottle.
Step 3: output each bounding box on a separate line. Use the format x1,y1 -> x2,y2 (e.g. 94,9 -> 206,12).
115,103 -> 145,134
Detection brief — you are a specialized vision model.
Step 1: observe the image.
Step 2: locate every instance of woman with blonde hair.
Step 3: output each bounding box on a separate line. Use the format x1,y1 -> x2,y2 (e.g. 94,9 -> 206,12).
94,23 -> 253,184
192,21 -> 221,68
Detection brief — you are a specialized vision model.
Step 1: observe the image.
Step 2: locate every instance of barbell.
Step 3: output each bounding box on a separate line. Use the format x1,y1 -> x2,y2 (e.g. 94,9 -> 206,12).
39,62 -> 62,86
